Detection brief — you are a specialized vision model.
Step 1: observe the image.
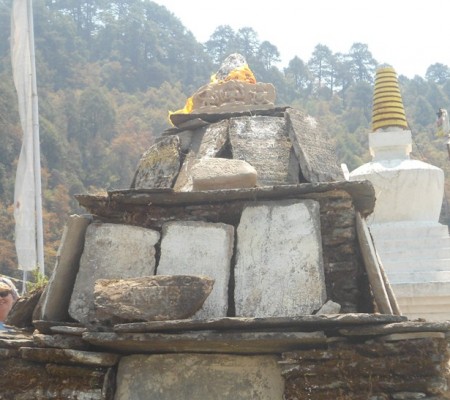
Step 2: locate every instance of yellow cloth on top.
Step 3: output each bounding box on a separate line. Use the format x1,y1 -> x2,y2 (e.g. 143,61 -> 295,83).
169,64 -> 257,120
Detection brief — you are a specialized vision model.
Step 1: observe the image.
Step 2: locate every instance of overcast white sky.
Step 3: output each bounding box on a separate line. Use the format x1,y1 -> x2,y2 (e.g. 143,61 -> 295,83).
154,0 -> 450,79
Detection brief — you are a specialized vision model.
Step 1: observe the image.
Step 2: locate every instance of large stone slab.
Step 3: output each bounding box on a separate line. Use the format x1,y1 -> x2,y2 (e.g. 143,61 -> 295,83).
157,221 -> 234,319
83,331 -> 326,354
114,354 -> 284,400
93,275 -> 214,323
339,320 -> 450,336
35,215 -> 91,322
235,199 -> 326,317
286,108 -> 344,182
229,115 -> 297,185
197,119 -> 229,157
131,135 -> 181,189
69,223 -> 160,324
76,180 -> 376,217
113,313 -> 408,333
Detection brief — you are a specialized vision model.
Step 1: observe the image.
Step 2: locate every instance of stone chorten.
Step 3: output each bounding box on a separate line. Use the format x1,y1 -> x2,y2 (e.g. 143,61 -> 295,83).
350,66 -> 450,321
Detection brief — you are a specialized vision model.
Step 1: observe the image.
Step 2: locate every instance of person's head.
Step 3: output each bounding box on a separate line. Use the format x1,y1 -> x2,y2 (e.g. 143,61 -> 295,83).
0,279 -> 19,322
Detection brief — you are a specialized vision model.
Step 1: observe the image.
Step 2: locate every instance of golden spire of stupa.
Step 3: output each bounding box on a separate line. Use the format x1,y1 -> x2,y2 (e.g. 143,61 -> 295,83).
372,66 -> 408,131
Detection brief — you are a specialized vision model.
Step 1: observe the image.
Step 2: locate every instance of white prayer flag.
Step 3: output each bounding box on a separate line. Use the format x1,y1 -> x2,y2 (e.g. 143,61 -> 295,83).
11,0 -> 43,272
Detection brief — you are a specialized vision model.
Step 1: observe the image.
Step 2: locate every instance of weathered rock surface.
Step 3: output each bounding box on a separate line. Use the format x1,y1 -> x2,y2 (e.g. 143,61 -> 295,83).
229,116 -> 297,185
174,120 -> 229,191
35,214 -> 91,322
191,158 -> 257,190
157,221 -> 234,319
113,313 -> 407,333
131,135 -> 181,189
7,288 -> 42,328
2,315 -> 450,400
19,347 -> 119,366
281,337 -> 450,399
235,199 -> 326,317
82,330 -> 326,354
75,182 -> 376,313
286,108 -> 344,182
94,275 -> 214,323
32,333 -> 90,350
338,320 -> 450,336
69,223 -> 160,324
316,300 -> 341,315
0,358 -> 112,400
115,354 -> 284,400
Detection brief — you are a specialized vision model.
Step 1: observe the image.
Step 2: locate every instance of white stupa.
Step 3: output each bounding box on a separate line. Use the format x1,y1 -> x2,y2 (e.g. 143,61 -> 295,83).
350,66 -> 450,321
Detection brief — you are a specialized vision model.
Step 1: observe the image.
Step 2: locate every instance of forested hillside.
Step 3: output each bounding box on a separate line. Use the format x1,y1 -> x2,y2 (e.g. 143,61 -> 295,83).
0,0 -> 449,279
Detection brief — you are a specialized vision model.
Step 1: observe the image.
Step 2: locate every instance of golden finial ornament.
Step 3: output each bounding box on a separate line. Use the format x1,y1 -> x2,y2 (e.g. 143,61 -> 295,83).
372,66 -> 408,131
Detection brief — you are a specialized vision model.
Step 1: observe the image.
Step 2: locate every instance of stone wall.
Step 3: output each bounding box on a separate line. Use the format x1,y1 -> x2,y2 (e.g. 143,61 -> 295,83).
1,317 -> 449,399
0,331 -> 117,400
2,180 -> 449,399
75,183 -> 375,314
282,335 -> 450,399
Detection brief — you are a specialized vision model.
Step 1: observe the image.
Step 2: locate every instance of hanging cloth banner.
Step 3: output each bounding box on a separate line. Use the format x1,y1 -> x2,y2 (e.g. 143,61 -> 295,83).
11,0 -> 43,272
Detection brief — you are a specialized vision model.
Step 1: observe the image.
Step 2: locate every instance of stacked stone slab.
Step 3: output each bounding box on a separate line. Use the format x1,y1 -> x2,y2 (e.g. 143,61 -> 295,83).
65,200 -> 328,324
3,316 -> 449,399
73,181 -> 373,315
234,199 -> 326,317
51,107 -> 352,326
27,103 -> 404,399
134,107 -> 344,191
282,333 -> 450,399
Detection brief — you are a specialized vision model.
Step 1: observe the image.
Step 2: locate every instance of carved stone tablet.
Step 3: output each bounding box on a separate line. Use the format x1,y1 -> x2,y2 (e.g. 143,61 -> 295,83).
234,199 -> 326,317
69,223 -> 160,324
190,81 -> 276,114
229,116 -> 297,186
286,108 -> 344,182
157,221 -> 234,319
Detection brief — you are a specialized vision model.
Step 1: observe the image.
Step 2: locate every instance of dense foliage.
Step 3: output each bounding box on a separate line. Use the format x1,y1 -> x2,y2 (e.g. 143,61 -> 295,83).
0,0 -> 449,279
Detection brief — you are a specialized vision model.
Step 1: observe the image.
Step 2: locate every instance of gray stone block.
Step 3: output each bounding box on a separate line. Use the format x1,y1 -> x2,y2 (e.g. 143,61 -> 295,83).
131,135 -> 181,189
229,116 -> 295,185
69,223 -> 160,324
286,108 -> 344,182
114,354 -> 284,400
157,221 -> 234,319
235,200 -> 326,317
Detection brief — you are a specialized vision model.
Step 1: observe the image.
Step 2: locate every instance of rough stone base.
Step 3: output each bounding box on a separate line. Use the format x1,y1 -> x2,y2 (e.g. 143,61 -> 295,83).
281,336 -> 450,399
0,358 -> 113,400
